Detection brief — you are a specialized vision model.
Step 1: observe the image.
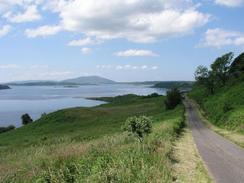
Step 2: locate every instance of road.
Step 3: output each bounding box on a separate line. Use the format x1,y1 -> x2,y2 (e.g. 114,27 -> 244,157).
184,100 -> 244,183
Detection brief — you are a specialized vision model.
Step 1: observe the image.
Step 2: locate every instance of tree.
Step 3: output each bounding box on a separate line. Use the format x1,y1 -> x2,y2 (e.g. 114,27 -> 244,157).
21,113 -> 33,125
195,65 -> 209,85
194,66 -> 217,95
229,52 -> 244,78
211,52 -> 234,86
123,116 -> 152,142
165,88 -> 182,110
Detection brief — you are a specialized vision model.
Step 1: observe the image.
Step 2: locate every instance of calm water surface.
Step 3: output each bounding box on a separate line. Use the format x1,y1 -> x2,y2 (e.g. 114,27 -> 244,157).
0,84 -> 166,127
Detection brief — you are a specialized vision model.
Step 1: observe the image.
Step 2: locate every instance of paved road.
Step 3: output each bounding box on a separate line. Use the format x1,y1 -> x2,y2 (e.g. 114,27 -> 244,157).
184,100 -> 244,183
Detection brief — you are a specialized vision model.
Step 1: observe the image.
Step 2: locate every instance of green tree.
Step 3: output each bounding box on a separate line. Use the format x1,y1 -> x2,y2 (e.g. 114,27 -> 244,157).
21,113 -> 33,125
211,52 -> 234,86
194,65 -> 209,85
194,66 -> 217,95
123,116 -> 152,142
165,88 -> 182,110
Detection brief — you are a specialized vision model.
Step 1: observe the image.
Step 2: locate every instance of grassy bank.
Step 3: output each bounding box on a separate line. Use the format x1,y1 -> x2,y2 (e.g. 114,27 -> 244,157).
189,82 -> 244,134
0,94 -> 187,182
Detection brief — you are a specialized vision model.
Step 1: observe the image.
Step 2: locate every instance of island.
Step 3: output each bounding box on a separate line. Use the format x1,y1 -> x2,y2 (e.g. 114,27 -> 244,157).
0,84 -> 10,90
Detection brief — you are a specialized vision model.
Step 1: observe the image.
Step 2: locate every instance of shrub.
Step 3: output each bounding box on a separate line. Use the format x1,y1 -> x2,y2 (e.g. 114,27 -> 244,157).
21,113 -> 33,125
143,93 -> 160,98
223,102 -> 233,113
165,88 -> 182,110
123,116 -> 153,142
0,125 -> 15,134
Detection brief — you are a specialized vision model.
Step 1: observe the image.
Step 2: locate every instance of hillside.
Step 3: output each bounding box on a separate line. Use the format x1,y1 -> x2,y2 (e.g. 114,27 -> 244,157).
152,81 -> 194,89
6,76 -> 116,86
189,52 -> 244,133
62,76 -> 116,85
0,85 -> 10,90
0,94 -> 186,182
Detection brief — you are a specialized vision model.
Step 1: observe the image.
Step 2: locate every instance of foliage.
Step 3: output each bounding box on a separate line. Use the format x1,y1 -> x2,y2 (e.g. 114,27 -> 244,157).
190,75 -> 244,133
211,52 -> 233,86
21,113 -> 33,125
0,125 -> 15,134
229,52 -> 244,79
165,88 -> 182,110
153,81 -> 193,89
123,116 -> 152,142
194,66 -> 215,94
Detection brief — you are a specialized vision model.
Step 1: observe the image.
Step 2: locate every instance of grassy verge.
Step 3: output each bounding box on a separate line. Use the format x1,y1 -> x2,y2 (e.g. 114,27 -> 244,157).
188,97 -> 244,148
172,111 -> 212,183
0,95 -> 187,182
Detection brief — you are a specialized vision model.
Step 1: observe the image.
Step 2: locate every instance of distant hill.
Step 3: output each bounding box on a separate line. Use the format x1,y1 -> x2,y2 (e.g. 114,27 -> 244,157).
62,76 -> 116,85
0,84 -> 10,90
6,76 -> 116,86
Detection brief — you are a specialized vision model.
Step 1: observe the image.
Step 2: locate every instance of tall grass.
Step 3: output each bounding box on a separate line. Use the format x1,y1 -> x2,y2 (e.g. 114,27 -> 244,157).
1,108 -> 184,183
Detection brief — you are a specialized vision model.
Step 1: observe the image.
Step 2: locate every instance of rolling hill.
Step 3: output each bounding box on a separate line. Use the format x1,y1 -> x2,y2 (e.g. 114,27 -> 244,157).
62,76 -> 116,85
6,76 -> 116,86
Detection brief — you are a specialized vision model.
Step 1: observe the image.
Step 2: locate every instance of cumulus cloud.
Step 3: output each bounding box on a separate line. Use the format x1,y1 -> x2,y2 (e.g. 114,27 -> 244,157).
55,0 -> 209,43
4,5 -> 41,23
115,49 -> 159,57
81,47 -> 91,54
23,0 -> 209,42
0,25 -> 11,37
199,28 -> 244,48
215,0 -> 244,7
68,37 -> 99,46
25,25 -> 62,38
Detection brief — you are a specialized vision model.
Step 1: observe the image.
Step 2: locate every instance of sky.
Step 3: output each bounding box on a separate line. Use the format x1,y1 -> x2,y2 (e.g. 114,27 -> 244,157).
0,0 -> 243,82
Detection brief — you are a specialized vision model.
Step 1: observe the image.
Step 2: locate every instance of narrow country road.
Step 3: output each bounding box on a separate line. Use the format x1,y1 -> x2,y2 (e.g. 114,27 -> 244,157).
184,100 -> 244,183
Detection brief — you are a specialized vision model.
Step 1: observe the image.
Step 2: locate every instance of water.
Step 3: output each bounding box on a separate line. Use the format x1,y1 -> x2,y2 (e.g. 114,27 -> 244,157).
0,84 -> 166,127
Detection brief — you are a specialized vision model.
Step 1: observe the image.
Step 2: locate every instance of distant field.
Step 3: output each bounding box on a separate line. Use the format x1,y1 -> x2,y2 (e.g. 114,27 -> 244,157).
0,94 -> 185,182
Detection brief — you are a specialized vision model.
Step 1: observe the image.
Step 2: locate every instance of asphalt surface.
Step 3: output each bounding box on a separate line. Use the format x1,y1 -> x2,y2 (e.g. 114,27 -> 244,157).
184,100 -> 244,183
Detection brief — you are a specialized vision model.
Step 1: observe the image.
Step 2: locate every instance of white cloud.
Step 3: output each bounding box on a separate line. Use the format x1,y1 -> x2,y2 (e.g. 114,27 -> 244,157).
199,28 -> 244,48
43,0 -> 209,42
215,0 -> 244,7
25,25 -> 62,38
81,47 -> 91,54
96,64 -> 158,70
115,49 -> 159,57
0,0 -> 209,42
68,37 -> 99,46
141,65 -> 148,70
151,66 -> 159,70
5,5 -> 41,23
0,64 -> 19,69
0,25 -> 11,37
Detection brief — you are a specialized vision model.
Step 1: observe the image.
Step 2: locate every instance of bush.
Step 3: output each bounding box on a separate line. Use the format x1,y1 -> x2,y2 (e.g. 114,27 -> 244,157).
21,113 -> 33,125
165,88 -> 182,110
143,93 -> 160,98
123,116 -> 153,142
0,125 -> 15,134
223,102 -> 233,113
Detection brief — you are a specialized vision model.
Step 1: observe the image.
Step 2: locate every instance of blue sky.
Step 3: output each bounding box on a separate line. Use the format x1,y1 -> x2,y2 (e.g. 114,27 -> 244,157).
0,0 -> 243,82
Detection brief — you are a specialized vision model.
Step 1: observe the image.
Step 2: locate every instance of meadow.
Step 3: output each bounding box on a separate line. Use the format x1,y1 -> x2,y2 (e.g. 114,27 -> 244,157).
0,94 -> 185,182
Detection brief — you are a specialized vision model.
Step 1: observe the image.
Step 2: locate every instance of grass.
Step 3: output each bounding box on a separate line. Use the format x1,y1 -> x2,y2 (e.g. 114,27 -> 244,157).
0,94 -> 187,182
172,112 -> 212,183
189,82 -> 244,134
